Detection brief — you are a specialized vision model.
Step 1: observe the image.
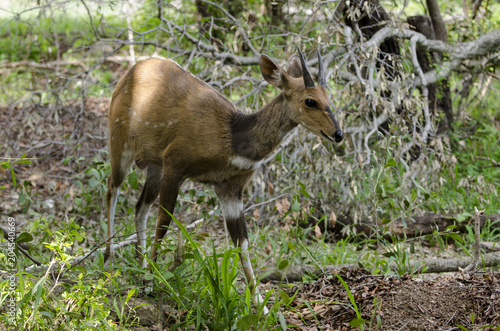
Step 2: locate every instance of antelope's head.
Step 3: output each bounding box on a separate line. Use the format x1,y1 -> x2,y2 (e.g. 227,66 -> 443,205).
260,48 -> 343,143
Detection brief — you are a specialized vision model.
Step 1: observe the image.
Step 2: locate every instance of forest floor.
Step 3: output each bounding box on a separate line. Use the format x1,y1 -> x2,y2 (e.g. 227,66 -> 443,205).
279,268 -> 500,330
1,101 -> 500,330
109,268 -> 500,330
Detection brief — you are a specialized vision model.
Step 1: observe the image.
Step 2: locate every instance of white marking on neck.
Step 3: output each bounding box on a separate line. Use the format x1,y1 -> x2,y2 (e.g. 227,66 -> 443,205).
220,199 -> 243,220
230,156 -> 261,170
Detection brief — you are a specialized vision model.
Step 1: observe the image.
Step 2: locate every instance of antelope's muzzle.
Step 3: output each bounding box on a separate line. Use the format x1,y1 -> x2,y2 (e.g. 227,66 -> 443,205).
326,106 -> 343,143
334,129 -> 343,142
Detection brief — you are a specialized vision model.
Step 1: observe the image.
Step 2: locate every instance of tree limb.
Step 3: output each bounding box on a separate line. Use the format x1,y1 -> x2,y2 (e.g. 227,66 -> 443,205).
260,251 -> 500,283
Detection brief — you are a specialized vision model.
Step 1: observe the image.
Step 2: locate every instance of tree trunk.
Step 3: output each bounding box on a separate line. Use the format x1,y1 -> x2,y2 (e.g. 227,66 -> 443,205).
424,0 -> 453,131
426,0 -> 448,43
341,0 -> 400,81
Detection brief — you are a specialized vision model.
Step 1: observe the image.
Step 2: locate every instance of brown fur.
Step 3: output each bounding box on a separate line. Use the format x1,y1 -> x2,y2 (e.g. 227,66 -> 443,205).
104,53 -> 343,304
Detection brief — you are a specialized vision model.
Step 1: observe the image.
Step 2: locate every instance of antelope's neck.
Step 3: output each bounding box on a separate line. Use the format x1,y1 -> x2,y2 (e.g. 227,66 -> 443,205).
230,93 -> 297,161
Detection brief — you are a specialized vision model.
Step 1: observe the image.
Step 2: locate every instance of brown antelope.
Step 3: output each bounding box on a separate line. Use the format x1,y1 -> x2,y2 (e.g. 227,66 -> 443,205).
105,47 -> 343,311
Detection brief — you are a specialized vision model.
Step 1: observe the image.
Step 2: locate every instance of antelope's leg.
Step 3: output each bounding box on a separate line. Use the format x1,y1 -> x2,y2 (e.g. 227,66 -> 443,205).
150,165 -> 183,265
215,183 -> 269,314
105,181 -> 119,261
105,147 -> 133,261
134,163 -> 162,268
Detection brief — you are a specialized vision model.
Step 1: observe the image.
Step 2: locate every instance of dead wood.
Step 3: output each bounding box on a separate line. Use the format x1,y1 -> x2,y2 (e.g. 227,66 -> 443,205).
326,213 -> 500,239
388,213 -> 500,238
260,251 -> 500,283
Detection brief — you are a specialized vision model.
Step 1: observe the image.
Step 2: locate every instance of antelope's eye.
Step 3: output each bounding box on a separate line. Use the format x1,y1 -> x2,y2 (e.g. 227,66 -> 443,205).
305,99 -> 317,108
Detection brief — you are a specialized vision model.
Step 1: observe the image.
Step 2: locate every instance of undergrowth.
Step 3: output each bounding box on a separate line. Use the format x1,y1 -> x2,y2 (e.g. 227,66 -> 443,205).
1,102 -> 499,329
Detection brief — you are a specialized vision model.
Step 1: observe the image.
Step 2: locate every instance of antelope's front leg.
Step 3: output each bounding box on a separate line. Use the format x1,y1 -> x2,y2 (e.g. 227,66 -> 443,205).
214,183 -> 269,314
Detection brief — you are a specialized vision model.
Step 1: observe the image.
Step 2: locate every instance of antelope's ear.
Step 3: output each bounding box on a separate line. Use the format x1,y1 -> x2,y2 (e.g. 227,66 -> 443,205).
260,54 -> 290,89
287,55 -> 302,78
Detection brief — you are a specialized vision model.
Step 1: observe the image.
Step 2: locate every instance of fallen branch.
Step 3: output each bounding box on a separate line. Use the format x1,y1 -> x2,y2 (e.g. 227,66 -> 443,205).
24,217 -> 207,273
260,251 -> 500,283
388,213 -> 500,239
328,213 -> 500,239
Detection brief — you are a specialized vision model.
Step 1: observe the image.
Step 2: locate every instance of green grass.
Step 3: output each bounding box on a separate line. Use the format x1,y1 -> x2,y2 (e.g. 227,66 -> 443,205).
3,99 -> 499,328
1,1 -> 499,329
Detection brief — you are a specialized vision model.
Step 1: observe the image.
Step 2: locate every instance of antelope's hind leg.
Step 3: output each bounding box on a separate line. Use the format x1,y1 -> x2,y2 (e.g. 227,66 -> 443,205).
105,147 -> 134,262
134,163 -> 162,268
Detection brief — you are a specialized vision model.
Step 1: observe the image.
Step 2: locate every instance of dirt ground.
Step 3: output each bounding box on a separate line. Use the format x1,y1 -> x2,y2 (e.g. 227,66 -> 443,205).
280,268 -> 500,330
2,102 -> 500,330
109,268 -> 500,330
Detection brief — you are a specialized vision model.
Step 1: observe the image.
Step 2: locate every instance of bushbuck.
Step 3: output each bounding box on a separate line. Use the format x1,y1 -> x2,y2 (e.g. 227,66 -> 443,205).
105,48 -> 343,312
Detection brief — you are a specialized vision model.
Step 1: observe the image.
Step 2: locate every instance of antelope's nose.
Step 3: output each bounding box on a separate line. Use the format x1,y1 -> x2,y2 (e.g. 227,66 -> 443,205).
334,130 -> 343,142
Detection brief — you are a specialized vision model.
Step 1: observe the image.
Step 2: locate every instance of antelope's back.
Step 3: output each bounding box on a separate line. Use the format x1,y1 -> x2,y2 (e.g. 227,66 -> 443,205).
108,57 -> 238,165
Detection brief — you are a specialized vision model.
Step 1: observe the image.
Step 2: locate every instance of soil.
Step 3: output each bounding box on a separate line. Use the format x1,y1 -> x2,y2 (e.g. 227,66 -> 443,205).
109,268 -> 500,330
280,268 -> 500,330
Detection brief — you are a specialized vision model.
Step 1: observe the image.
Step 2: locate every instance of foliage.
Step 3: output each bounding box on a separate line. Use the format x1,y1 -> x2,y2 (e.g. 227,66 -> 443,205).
0,0 -> 499,329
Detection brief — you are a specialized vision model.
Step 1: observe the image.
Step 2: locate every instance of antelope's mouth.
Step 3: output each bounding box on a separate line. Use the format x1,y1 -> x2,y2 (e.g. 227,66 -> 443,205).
321,130 -> 334,142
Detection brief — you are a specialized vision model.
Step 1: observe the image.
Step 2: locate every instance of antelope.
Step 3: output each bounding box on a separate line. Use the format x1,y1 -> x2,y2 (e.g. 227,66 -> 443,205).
105,47 -> 343,312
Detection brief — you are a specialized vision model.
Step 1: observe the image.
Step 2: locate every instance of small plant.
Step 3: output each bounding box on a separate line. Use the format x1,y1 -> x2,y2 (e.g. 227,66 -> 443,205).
0,216 -> 118,330
335,273 -> 368,329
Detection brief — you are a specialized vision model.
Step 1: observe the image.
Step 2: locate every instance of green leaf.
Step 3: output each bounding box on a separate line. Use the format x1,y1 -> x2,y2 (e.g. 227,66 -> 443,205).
88,178 -> 100,188
278,259 -> 289,270
292,201 -> 300,212
63,155 -> 74,165
447,233 -> 463,243
349,318 -> 368,327
10,166 -> 16,186
404,199 -> 410,209
88,168 -> 101,180
16,232 -> 33,243
382,252 -> 393,258
278,289 -> 291,304
128,171 -> 139,190
385,158 -> 397,168
381,218 -> 392,224
40,310 -> 54,318
411,189 -> 417,202
236,314 -> 259,330
125,288 -> 136,302
278,311 -> 287,330
299,189 -> 310,198
162,271 -> 175,281
445,225 -> 457,231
